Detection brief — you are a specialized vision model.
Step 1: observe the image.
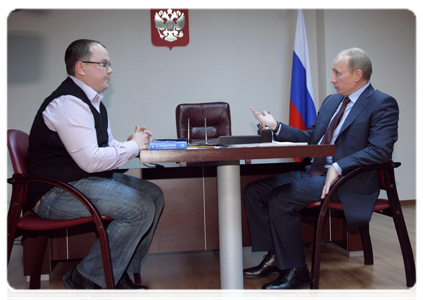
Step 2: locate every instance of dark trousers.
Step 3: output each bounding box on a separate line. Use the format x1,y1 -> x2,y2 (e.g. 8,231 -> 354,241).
243,165 -> 328,270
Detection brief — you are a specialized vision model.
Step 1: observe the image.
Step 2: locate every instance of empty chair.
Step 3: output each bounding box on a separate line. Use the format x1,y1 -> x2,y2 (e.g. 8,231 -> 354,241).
176,102 -> 231,144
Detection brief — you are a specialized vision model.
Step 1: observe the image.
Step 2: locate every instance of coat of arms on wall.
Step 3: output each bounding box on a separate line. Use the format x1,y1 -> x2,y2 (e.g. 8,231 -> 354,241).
151,9 -> 189,50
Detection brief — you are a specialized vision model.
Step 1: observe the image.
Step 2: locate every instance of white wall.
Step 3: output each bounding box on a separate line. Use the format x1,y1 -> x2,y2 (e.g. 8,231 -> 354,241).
6,9 -> 416,200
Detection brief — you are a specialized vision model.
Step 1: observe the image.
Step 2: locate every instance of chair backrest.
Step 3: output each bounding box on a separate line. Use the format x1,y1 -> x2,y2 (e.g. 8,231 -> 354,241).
175,102 -> 231,143
7,129 -> 29,175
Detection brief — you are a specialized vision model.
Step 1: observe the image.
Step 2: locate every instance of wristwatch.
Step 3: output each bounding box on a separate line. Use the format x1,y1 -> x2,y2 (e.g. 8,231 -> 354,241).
272,121 -> 280,134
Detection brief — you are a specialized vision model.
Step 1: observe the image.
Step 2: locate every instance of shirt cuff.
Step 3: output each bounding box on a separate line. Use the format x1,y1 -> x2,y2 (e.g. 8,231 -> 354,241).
333,162 -> 342,175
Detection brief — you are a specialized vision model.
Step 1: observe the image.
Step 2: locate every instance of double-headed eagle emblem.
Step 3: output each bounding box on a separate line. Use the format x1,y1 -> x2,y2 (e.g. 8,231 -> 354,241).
154,9 -> 186,42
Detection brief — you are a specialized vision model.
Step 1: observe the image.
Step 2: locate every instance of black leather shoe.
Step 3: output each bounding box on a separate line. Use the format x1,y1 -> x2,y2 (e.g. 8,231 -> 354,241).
243,252 -> 280,278
262,265 -> 310,289
63,267 -> 101,289
116,272 -> 148,289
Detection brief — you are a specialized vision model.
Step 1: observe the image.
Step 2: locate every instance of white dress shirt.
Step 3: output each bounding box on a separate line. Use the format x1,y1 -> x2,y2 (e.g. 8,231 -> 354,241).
42,76 -> 139,173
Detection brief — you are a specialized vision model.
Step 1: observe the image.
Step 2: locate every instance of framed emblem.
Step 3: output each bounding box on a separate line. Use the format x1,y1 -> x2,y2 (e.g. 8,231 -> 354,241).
151,9 -> 189,49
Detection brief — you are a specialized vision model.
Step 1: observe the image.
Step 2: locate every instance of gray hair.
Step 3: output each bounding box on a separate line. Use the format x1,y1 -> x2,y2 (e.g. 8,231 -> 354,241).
337,47 -> 372,81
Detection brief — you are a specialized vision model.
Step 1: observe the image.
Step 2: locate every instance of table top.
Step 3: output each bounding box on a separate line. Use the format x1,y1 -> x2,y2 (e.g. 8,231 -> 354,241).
139,144 -> 335,164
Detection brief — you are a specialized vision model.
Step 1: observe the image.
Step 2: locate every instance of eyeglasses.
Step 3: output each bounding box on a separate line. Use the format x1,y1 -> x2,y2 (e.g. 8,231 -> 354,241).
81,61 -> 112,69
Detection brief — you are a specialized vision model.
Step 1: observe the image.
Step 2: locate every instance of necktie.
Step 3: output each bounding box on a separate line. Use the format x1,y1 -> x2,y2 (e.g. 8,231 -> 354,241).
310,97 -> 351,176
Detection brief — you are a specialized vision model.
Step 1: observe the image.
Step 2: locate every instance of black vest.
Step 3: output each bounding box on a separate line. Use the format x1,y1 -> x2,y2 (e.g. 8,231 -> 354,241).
27,77 -> 113,210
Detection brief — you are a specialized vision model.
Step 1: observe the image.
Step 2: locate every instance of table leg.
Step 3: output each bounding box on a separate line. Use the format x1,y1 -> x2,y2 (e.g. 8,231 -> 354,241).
217,162 -> 244,289
194,161 -> 275,300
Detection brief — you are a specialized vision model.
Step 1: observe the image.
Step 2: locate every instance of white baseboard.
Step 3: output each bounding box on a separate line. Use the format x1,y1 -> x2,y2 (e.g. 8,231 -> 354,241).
27,274 -> 49,282
327,242 -> 364,257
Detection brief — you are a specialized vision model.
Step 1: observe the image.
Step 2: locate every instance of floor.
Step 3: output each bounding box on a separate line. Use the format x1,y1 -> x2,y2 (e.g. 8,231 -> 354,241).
6,205 -> 417,299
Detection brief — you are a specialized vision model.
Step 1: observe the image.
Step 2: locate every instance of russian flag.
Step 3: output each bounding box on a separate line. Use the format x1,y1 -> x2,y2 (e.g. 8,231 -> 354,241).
289,10 -> 316,132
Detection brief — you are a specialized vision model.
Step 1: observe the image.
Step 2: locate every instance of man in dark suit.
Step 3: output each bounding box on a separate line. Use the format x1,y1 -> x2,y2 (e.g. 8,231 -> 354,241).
243,48 -> 399,289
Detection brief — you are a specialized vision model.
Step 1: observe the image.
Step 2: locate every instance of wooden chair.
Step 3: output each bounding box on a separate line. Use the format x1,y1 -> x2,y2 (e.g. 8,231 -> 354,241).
305,162 -> 415,289
7,129 -> 115,289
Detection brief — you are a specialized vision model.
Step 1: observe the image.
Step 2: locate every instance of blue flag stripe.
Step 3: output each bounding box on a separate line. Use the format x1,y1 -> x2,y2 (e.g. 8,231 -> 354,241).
290,52 -> 317,128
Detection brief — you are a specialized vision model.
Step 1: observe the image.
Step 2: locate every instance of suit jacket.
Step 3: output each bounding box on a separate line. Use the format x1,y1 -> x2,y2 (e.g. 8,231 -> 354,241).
277,84 -> 399,227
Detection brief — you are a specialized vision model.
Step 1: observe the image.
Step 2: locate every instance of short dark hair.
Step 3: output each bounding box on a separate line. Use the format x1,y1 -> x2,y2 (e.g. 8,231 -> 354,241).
64,39 -> 106,76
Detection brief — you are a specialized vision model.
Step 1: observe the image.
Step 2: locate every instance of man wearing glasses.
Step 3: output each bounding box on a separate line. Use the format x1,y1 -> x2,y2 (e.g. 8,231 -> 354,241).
27,39 -> 164,289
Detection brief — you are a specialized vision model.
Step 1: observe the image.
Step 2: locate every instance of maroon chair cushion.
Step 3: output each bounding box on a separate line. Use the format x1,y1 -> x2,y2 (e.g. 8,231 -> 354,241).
18,213 -> 114,231
305,199 -> 390,212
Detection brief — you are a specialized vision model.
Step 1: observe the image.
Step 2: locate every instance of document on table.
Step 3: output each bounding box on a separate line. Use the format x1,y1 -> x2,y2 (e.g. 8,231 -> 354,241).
227,141 -> 308,148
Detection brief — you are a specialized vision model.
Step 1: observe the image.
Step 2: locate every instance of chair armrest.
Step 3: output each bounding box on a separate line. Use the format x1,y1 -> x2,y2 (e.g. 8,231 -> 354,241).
319,161 -> 400,214
8,174 -> 105,228
328,162 -> 399,195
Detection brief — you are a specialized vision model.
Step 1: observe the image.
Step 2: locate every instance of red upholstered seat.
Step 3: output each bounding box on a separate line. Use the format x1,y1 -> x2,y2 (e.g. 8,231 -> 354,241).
17,213 -> 114,231
305,199 -> 390,211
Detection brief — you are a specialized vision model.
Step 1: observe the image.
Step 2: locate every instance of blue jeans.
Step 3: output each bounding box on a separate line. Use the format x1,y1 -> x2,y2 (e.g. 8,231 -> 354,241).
36,172 -> 164,288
